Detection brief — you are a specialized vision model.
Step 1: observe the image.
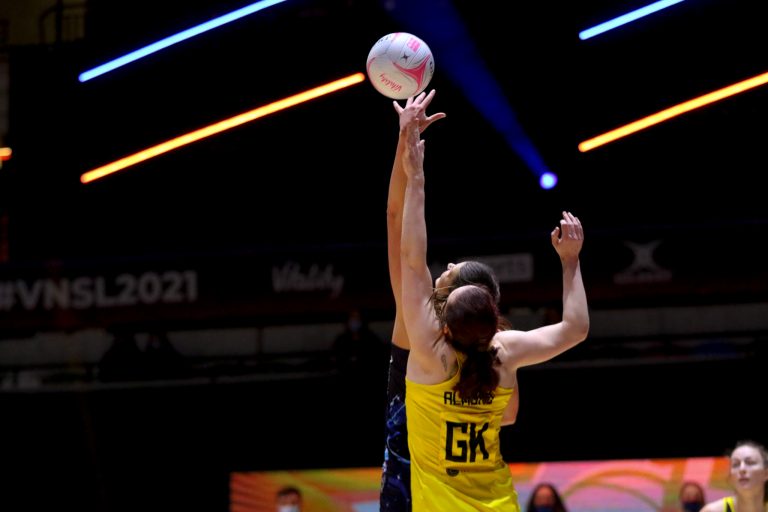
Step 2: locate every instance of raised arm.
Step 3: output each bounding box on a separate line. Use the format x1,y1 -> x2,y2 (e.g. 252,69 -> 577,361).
399,113 -> 443,374
387,91 -> 445,350
498,211 -> 590,368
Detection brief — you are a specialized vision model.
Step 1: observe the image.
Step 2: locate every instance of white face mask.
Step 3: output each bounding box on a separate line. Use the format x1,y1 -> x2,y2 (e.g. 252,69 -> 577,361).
278,506 -> 300,512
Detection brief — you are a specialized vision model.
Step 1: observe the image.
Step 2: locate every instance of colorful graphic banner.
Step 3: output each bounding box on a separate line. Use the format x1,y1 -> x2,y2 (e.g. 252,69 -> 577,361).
231,456 -> 732,512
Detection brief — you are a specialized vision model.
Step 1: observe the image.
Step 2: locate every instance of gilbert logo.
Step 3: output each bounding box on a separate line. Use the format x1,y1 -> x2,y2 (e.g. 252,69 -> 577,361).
613,240 -> 672,284
271,262 -> 344,297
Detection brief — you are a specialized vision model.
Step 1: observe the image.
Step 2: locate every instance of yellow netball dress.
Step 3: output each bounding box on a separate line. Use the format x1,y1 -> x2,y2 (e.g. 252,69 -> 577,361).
723,496 -> 768,511
405,359 -> 519,511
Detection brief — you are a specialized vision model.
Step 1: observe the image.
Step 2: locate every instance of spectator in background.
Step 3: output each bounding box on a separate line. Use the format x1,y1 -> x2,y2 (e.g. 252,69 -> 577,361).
701,440 -> 768,512
98,329 -> 146,382
526,482 -> 569,512
679,481 -> 706,512
144,330 -> 187,380
332,308 -> 388,381
275,485 -> 302,512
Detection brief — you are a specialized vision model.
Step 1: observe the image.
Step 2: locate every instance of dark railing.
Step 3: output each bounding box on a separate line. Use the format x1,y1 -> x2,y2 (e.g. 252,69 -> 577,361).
38,0 -> 86,45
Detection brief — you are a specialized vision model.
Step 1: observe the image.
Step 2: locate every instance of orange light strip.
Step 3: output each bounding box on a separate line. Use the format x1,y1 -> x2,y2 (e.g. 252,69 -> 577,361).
0,147 -> 11,161
579,70 -> 768,152
81,73 -> 366,183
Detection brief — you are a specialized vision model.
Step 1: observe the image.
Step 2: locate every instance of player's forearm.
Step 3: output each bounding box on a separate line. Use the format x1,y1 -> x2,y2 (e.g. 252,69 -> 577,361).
386,131 -> 408,218
401,174 -> 427,272
387,132 -> 408,298
560,258 -> 589,341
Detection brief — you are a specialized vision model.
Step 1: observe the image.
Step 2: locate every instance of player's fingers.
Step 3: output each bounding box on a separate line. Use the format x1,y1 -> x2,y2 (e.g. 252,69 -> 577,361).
422,89 -> 436,107
570,214 -> 584,238
563,211 -> 583,239
551,226 -> 561,244
423,113 -> 447,130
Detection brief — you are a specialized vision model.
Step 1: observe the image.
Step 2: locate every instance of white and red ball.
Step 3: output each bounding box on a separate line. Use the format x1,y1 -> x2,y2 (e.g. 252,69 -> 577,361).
366,32 -> 434,100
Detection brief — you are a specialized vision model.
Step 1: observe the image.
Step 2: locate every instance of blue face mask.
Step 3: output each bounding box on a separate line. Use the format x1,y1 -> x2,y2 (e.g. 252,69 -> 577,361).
682,502 -> 702,512
348,318 -> 362,332
536,507 -> 554,512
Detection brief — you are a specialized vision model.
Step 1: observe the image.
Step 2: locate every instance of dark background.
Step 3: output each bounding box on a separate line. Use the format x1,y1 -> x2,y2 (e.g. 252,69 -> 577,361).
2,0 -> 768,510
6,0 -> 768,264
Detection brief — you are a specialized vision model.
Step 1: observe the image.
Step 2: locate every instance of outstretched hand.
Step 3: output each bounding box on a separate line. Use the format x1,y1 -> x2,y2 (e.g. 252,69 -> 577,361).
394,90 -> 446,134
550,211 -> 584,260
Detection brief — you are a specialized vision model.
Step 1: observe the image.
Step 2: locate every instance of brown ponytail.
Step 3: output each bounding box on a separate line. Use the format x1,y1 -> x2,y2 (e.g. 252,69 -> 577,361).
443,285 -> 501,401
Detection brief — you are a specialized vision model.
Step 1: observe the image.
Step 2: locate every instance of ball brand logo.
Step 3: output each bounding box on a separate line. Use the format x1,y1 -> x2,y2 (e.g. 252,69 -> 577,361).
378,73 -> 402,93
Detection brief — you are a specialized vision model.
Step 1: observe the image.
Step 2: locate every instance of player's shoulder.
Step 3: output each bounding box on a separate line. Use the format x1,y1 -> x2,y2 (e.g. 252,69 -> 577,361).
493,329 -> 526,359
494,329 -> 529,347
700,498 -> 726,512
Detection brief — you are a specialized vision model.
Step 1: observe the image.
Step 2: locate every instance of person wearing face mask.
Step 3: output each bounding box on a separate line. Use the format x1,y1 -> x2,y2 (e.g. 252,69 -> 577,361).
525,482 -> 568,512
275,486 -> 302,512
679,481 -> 706,512
700,440 -> 768,512
332,308 -> 389,383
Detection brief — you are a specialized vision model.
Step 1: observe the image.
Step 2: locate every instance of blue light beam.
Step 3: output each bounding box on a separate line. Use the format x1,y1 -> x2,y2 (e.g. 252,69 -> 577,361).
381,0 -> 556,189
540,172 -> 557,190
78,0 -> 287,82
579,0 -> 685,40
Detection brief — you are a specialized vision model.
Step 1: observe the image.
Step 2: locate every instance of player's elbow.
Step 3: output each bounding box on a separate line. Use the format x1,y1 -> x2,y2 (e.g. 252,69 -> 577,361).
574,319 -> 590,343
564,317 -> 590,344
